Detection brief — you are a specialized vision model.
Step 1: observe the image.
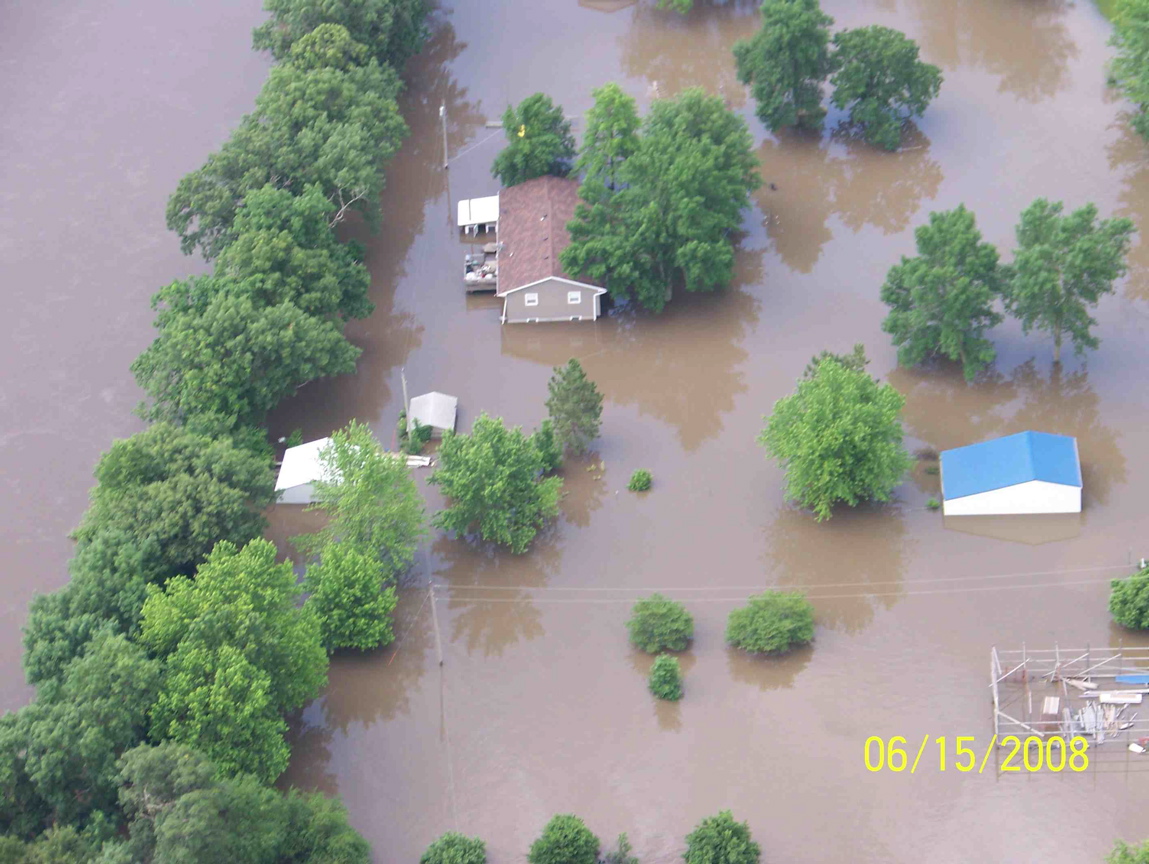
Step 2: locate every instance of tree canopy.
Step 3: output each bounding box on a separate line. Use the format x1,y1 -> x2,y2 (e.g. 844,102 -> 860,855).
733,0 -> 835,133
420,831 -> 487,864
1007,199 -> 1134,363
829,26 -> 942,150
253,0 -> 429,70
166,45 -> 407,258
575,83 -> 640,201
726,591 -> 815,655
759,355 -> 912,520
491,94 -> 576,187
528,815 -> 599,864
215,183 -> 373,321
429,414 -> 563,554
881,205 -> 1005,381
1110,566 -> 1149,630
75,423 -> 275,576
132,282 -> 361,432
294,420 -> 425,574
1110,0 -> 1149,140
627,594 -> 694,653
562,88 -> 760,313
545,359 -> 604,455
684,811 -> 760,864
304,545 -> 399,652
140,540 -> 327,782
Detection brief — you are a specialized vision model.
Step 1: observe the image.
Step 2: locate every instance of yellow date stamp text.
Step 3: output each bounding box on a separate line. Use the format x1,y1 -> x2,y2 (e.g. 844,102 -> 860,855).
863,735 -> 1089,773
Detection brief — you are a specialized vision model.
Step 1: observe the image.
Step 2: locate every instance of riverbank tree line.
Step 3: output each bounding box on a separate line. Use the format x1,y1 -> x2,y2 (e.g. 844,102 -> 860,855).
0,0 -> 432,860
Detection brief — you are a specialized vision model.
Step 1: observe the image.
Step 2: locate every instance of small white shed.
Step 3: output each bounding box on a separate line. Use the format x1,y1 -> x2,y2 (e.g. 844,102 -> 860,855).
408,392 -> 458,438
940,431 -> 1082,516
275,437 -> 335,504
457,195 -> 498,235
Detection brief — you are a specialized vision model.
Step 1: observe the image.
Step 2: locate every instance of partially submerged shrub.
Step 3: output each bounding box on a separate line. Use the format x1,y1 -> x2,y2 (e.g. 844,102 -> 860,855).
528,815 -> 599,864
649,654 -> 683,701
627,594 -> 693,653
627,469 -> 652,492
926,497 -> 941,511
726,590 -> 814,655
420,831 -> 487,864
684,811 -> 760,864
1110,566 -> 1149,629
406,419 -> 433,455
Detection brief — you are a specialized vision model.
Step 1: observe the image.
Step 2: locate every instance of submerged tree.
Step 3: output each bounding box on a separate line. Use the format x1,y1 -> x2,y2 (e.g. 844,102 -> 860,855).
1007,199 -> 1134,364
684,811 -> 761,864
545,359 -> 604,455
829,25 -> 942,150
759,356 -> 913,520
304,545 -> 398,652
430,413 -> 563,554
1109,565 -> 1149,630
528,815 -> 600,864
881,205 -> 1005,380
733,0 -> 835,133
563,88 -> 760,312
576,83 -> 641,200
1110,0 -> 1149,140
491,94 -> 576,187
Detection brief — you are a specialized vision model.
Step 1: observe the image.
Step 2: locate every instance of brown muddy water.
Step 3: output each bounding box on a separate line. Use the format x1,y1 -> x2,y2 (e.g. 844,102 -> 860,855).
5,0 -> 1149,862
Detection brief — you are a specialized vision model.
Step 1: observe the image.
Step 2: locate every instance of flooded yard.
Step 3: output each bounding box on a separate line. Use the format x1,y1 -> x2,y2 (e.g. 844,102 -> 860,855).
6,0 -> 1149,861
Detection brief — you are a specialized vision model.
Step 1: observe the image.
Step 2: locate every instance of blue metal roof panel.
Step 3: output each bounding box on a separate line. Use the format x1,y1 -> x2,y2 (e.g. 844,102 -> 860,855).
940,431 -> 1080,500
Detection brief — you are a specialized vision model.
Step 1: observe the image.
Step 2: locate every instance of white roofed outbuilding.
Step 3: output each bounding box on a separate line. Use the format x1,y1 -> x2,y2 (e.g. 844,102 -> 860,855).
457,195 -> 499,235
408,392 -> 458,438
275,437 -> 336,505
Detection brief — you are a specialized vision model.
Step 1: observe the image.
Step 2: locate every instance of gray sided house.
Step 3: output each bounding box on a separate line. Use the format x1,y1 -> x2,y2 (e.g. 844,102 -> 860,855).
496,176 -> 606,324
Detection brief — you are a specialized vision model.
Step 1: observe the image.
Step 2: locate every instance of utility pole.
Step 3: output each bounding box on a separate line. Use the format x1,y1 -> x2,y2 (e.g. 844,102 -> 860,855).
429,583 -> 443,666
401,367 -> 410,414
440,104 -> 449,170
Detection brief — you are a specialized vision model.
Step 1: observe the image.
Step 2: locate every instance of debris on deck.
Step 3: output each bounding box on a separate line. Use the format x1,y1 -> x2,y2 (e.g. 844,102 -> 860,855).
465,242 -> 499,291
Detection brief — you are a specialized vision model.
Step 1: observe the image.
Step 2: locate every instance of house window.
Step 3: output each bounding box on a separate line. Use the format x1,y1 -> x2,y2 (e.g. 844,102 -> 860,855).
570,316 -> 581,322
567,291 -> 581,304
524,293 -> 539,306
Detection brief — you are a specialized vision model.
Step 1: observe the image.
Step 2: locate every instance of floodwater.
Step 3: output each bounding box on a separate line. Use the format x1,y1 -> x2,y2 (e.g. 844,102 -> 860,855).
6,0 -> 1149,862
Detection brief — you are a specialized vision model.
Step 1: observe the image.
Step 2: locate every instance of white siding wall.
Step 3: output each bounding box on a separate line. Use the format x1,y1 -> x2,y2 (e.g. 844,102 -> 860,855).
277,483 -> 316,505
943,480 -> 1081,516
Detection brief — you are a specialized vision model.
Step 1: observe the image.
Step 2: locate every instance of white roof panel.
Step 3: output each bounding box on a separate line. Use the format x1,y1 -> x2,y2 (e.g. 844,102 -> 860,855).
409,392 -> 458,432
457,195 -> 499,227
275,437 -> 333,491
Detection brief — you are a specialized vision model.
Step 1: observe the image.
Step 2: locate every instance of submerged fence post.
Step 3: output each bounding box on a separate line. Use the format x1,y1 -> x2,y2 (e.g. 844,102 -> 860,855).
430,583 -> 444,666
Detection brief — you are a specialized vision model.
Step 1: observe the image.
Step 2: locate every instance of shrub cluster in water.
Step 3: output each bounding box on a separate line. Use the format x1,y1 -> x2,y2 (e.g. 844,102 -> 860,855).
627,594 -> 694,653
726,590 -> 815,655
649,654 -> 683,701
628,469 -> 653,492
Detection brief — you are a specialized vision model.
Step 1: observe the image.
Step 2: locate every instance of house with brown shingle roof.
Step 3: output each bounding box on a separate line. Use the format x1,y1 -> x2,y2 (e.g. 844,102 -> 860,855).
495,175 -> 606,324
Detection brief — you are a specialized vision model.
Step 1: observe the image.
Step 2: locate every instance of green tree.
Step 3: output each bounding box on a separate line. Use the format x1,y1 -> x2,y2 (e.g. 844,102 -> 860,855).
803,343 -> 868,379
295,421 -> 425,575
603,834 -> 639,864
141,540 -> 327,715
132,283 -> 360,432
1110,0 -> 1149,139
759,357 -> 913,521
880,205 -> 1005,381
7,633 -> 160,833
75,424 -> 275,575
1110,840 -> 1149,864
829,26 -> 942,151
531,419 -> 563,475
429,414 -> 563,554
22,530 -> 159,685
563,89 -> 760,313
627,470 -> 652,492
420,831 -> 487,864
491,94 -> 576,187
726,591 -> 815,655
648,654 -> 683,701
167,48 -> 406,258
216,183 -> 373,320
684,811 -> 760,864
733,0 -> 835,132
1110,566 -> 1149,629
627,594 -> 693,653
1006,199 -> 1134,363
253,0 -> 429,69
304,545 -> 398,651
545,359 -> 603,455
2,827 -> 94,864
576,83 -> 640,200
528,815 -> 599,864
280,20 -> 370,70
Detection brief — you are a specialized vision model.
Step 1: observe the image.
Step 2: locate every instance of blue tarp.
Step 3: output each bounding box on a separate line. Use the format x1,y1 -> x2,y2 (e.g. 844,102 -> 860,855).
940,431 -> 1081,500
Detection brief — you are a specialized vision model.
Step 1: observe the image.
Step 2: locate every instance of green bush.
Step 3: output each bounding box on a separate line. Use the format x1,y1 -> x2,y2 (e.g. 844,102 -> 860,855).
1110,567 -> 1149,629
627,594 -> 693,653
1109,839 -> 1149,864
726,591 -> 814,655
603,834 -> 638,864
397,410 -> 409,447
406,419 -> 433,455
627,469 -> 652,492
684,811 -> 760,864
926,497 -> 941,510
528,815 -> 599,864
420,831 -> 487,864
649,654 -> 683,701
532,419 -> 563,474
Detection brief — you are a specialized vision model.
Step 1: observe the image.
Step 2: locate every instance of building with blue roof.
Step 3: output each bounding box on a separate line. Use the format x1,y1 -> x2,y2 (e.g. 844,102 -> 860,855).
939,431 -> 1082,516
